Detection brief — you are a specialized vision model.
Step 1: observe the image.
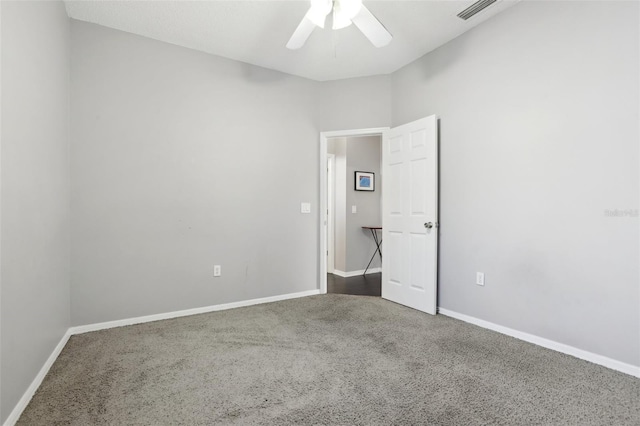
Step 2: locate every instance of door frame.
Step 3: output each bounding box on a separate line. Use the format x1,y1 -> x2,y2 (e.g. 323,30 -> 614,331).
319,127 -> 389,294
327,153 -> 335,273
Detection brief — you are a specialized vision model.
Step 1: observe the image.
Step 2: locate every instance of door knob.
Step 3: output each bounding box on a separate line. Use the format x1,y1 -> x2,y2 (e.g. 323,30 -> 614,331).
424,222 -> 433,229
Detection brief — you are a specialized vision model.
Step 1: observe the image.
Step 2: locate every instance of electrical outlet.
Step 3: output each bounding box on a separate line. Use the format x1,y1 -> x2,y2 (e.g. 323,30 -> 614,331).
300,202 -> 311,214
476,272 -> 485,286
214,265 -> 221,277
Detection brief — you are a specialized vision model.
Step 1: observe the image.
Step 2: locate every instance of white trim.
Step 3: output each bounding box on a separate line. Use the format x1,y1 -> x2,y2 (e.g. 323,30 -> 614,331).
327,153 -> 335,274
3,330 -> 72,426
321,128 -> 389,139
332,268 -> 382,278
438,307 -> 640,378
0,2 -> 3,421
69,290 -> 320,335
319,127 -> 388,295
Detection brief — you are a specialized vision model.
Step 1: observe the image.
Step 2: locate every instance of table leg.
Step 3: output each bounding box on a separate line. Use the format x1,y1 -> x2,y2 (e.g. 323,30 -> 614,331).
363,229 -> 383,275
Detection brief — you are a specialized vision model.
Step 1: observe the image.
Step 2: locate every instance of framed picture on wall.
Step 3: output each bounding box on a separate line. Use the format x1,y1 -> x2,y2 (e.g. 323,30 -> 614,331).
355,171 -> 375,191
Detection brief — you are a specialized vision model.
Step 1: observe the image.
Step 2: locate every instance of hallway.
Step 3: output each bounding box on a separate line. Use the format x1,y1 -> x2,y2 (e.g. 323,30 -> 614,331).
327,273 -> 381,297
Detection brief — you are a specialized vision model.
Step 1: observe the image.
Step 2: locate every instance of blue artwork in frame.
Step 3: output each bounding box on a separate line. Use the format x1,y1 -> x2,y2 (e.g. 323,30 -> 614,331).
355,171 -> 375,191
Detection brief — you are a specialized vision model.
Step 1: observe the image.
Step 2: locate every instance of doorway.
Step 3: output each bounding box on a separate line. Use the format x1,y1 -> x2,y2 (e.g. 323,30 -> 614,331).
327,272 -> 381,296
319,128 -> 388,295
319,116 -> 439,315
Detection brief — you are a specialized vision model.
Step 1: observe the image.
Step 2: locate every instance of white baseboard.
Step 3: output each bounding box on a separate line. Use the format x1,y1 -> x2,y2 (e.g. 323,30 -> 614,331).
69,289 -> 320,335
3,330 -> 72,426
437,307 -> 640,378
3,289 -> 320,426
332,267 -> 381,278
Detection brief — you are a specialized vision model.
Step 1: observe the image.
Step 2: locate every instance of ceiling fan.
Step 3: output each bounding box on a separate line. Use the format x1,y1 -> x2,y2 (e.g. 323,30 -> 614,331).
286,0 -> 392,50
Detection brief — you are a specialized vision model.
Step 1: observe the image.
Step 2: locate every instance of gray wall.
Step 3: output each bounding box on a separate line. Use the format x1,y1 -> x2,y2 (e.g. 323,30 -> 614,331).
345,136 -> 382,272
70,21 -> 391,326
328,136 -> 382,274
1,1 -> 71,422
392,1 -> 639,366
70,21 -> 320,325
318,75 -> 391,132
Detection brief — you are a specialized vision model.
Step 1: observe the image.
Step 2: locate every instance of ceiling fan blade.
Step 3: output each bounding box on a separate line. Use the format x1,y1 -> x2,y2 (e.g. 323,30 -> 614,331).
286,15 -> 317,50
351,5 -> 392,48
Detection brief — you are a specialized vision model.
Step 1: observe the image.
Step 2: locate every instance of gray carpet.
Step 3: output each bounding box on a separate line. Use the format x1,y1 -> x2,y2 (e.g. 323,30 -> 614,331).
18,294 -> 640,425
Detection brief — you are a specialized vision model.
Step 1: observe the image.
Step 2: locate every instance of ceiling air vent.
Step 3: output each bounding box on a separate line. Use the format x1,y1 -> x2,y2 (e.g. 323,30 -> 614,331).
457,0 -> 498,20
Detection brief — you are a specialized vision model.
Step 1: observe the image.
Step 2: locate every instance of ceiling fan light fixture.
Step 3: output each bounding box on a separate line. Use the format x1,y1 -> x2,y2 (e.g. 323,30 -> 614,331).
332,0 -> 362,30
287,0 -> 391,50
332,10 -> 352,30
306,0 -> 332,28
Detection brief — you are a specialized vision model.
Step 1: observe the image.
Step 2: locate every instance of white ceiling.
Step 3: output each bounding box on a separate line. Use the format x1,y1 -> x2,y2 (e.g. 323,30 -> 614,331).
64,0 -> 520,82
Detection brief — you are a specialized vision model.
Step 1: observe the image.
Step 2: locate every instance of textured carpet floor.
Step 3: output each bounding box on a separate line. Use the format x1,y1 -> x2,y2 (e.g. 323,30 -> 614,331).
18,294 -> 640,425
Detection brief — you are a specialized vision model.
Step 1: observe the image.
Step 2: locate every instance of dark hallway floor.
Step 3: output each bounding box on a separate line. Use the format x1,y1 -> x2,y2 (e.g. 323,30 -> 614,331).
327,273 -> 381,297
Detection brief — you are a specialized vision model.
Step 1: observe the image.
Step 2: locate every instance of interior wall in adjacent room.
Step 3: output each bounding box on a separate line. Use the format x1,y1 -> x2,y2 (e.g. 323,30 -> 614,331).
328,136 -> 382,275
345,136 -> 382,273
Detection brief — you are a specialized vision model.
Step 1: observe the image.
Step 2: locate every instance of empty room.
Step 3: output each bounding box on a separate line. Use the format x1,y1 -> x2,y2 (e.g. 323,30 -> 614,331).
1,0 -> 638,424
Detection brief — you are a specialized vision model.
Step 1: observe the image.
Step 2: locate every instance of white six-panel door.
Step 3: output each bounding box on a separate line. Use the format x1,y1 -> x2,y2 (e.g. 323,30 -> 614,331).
382,116 -> 438,314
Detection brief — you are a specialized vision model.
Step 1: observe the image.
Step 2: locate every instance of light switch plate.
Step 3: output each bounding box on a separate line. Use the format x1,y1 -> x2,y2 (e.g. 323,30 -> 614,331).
301,202 -> 311,214
352,205 -> 357,214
